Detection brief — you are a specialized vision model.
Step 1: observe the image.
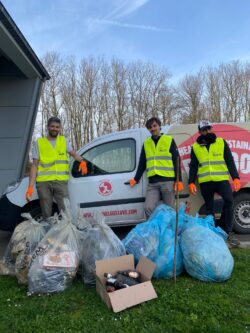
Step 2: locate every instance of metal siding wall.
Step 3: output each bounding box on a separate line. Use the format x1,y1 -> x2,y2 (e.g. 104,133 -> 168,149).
0,77 -> 42,195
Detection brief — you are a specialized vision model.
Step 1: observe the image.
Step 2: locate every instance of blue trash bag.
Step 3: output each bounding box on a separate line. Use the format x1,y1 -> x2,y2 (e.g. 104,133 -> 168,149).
147,203 -> 185,234
180,215 -> 234,282
181,213 -> 228,241
123,204 -> 183,279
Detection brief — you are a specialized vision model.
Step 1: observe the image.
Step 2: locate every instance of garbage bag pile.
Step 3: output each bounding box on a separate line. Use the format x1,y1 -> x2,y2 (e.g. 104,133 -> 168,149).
123,203 -> 234,282
0,196 -> 128,295
123,204 -> 183,279
0,196 -> 235,298
78,212 -> 126,285
28,205 -> 81,295
0,213 -> 47,283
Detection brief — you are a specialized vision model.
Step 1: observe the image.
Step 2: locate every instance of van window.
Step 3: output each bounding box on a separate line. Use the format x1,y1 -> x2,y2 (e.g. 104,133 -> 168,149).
72,139 -> 136,177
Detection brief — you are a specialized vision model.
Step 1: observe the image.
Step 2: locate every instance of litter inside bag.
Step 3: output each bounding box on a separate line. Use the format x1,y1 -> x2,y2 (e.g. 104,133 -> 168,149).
147,204 -> 185,235
181,213 -> 228,241
0,245 -> 15,276
79,212 -> 126,285
180,214 -> 234,282
123,204 -> 183,279
28,203 -> 81,294
0,213 -> 47,283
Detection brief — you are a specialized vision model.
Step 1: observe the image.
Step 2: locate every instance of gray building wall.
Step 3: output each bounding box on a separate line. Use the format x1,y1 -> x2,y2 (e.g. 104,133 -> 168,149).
0,76 -> 42,194
0,2 -> 49,196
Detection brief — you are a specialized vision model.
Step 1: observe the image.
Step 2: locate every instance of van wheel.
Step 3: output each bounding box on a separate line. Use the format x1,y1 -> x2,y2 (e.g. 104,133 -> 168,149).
23,204 -> 59,221
233,193 -> 250,234
24,205 -> 42,221
24,205 -> 43,221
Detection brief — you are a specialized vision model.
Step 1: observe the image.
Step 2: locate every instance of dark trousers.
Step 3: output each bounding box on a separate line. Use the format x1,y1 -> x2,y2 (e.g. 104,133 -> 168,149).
200,180 -> 234,234
36,181 -> 69,219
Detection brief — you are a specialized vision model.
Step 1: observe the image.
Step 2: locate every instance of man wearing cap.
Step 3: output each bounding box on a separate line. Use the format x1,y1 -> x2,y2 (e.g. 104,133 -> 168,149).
129,117 -> 183,218
188,120 -> 241,247
26,116 -> 87,219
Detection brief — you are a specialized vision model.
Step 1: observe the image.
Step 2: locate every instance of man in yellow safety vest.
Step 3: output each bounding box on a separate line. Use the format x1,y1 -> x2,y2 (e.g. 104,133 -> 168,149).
26,116 -> 87,219
188,120 -> 241,247
129,117 -> 183,218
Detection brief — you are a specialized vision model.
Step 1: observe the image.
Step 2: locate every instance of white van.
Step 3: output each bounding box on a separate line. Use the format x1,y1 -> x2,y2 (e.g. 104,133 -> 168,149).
0,123 -> 250,234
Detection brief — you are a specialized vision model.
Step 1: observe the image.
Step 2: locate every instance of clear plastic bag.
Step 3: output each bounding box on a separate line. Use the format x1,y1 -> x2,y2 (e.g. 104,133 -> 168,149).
28,204 -> 81,294
0,213 -> 47,283
123,204 -> 183,279
0,244 -> 15,276
79,212 -> 126,285
180,214 -> 234,282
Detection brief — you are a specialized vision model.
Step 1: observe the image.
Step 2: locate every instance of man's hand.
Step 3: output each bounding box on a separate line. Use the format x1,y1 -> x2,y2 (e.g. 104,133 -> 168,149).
233,178 -> 241,192
26,185 -> 34,202
174,181 -> 184,192
78,160 -> 88,175
129,178 -> 137,187
188,183 -> 197,195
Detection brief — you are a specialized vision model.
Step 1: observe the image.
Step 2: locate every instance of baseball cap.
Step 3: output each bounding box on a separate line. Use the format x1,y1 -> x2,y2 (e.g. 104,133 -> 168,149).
198,120 -> 212,131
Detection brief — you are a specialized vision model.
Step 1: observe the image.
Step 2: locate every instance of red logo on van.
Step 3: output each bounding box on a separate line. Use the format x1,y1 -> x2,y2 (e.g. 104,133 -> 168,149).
98,180 -> 113,196
178,124 -> 250,188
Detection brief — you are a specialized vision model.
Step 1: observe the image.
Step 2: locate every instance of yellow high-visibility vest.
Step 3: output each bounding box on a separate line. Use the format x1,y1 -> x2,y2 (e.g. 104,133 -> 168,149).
144,134 -> 175,178
36,135 -> 69,182
193,137 -> 229,183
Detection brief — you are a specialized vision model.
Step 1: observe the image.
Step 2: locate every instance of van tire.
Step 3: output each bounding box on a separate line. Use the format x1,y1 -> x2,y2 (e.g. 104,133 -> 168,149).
233,193 -> 250,234
24,205 -> 43,220
23,203 -> 59,221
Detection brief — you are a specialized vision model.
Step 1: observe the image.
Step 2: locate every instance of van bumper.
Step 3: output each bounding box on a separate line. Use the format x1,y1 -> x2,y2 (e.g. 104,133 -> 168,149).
0,195 -> 22,231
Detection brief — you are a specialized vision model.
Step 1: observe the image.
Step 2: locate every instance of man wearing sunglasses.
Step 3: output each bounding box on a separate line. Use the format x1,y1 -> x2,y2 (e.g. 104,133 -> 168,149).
188,120 -> 241,247
129,117 -> 183,218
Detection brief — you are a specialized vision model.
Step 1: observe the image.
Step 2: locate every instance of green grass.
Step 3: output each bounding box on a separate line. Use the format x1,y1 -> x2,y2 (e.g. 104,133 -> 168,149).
0,249 -> 249,333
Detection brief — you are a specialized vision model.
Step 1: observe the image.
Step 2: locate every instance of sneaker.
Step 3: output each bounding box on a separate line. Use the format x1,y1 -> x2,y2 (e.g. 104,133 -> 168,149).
226,233 -> 241,248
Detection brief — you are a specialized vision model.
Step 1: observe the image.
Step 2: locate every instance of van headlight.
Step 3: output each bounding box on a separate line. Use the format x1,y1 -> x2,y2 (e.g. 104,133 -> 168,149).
3,180 -> 21,195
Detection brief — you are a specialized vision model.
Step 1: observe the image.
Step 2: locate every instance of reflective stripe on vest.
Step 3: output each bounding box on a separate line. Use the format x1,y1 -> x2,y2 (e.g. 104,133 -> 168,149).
36,135 -> 69,182
144,134 -> 175,178
193,137 -> 229,183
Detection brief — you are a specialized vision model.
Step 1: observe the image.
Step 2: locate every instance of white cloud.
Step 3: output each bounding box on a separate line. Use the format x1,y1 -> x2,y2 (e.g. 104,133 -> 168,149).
105,0 -> 150,19
92,18 -> 174,32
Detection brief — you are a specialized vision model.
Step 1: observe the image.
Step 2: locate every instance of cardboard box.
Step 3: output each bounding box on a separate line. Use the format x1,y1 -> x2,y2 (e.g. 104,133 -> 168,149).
95,254 -> 158,313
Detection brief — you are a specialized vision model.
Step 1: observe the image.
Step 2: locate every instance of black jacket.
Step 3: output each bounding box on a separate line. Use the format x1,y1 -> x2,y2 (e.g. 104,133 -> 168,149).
134,134 -> 182,183
188,134 -> 239,184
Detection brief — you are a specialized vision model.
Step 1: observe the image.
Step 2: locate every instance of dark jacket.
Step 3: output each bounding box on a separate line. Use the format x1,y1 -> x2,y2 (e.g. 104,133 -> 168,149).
188,133 -> 239,184
134,134 -> 182,184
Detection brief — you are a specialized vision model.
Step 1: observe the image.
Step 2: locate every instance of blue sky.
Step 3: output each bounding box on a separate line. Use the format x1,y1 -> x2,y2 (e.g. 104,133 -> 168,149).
3,0 -> 250,80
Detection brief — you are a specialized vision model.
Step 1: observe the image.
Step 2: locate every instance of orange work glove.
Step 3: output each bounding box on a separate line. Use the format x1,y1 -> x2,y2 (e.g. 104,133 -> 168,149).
26,185 -> 34,201
188,183 -> 197,195
129,178 -> 137,187
78,160 -> 88,175
233,178 -> 241,192
174,181 -> 184,192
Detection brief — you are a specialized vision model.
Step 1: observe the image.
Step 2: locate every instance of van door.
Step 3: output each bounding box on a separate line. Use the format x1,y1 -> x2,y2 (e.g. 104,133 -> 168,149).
68,134 -> 145,226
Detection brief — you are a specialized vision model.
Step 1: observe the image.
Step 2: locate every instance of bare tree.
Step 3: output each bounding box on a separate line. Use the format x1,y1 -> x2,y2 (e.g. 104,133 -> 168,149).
94,59 -> 113,135
241,63 -> 250,122
39,52 -> 65,135
220,61 -> 243,122
127,61 -> 172,126
158,85 -> 179,125
78,57 -> 100,144
36,53 -> 250,149
110,58 -> 128,131
204,66 -> 222,122
176,70 -> 205,124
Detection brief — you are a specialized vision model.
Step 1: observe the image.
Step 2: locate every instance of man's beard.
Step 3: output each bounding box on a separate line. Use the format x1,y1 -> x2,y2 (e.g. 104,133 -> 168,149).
48,131 -> 59,138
